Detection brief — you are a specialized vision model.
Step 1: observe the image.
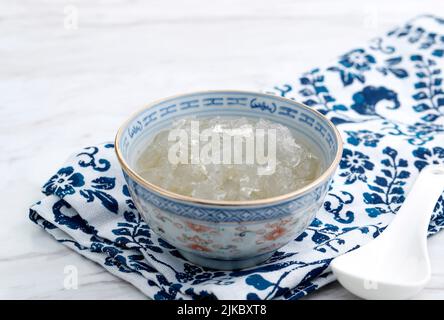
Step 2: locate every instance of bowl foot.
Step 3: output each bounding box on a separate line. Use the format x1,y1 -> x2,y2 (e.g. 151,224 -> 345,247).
178,250 -> 275,270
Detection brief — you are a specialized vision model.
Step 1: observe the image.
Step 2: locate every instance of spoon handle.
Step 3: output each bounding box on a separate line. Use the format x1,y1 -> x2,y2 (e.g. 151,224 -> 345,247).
389,165 -> 444,237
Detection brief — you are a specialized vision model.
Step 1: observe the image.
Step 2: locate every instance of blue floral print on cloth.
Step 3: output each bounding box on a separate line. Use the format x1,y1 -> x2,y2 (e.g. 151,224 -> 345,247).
29,15 -> 444,300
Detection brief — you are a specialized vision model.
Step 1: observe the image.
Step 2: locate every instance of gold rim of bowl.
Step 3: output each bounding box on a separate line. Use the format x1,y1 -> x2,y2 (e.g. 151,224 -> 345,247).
115,90 -> 343,207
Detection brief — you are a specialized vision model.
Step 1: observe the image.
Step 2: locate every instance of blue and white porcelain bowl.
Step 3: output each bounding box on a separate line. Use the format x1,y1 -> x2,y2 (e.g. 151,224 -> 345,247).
115,91 -> 342,269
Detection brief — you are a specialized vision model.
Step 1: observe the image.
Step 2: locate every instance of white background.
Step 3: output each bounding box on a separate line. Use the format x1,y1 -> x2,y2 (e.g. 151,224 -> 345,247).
1,0 -> 444,299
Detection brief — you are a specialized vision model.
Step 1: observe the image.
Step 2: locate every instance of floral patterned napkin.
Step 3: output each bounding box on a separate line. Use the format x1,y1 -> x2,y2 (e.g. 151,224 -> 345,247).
30,15 -> 444,300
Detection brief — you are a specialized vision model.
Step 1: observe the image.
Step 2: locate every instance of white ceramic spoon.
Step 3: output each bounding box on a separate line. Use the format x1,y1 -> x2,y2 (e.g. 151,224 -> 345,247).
331,165 -> 444,300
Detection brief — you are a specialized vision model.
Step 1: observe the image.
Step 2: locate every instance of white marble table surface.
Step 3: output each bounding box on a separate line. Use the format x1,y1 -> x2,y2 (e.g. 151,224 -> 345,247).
1,0 -> 444,299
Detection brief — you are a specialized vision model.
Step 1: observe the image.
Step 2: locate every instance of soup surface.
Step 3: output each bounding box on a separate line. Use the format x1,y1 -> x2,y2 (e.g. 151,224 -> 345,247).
135,117 -> 321,201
